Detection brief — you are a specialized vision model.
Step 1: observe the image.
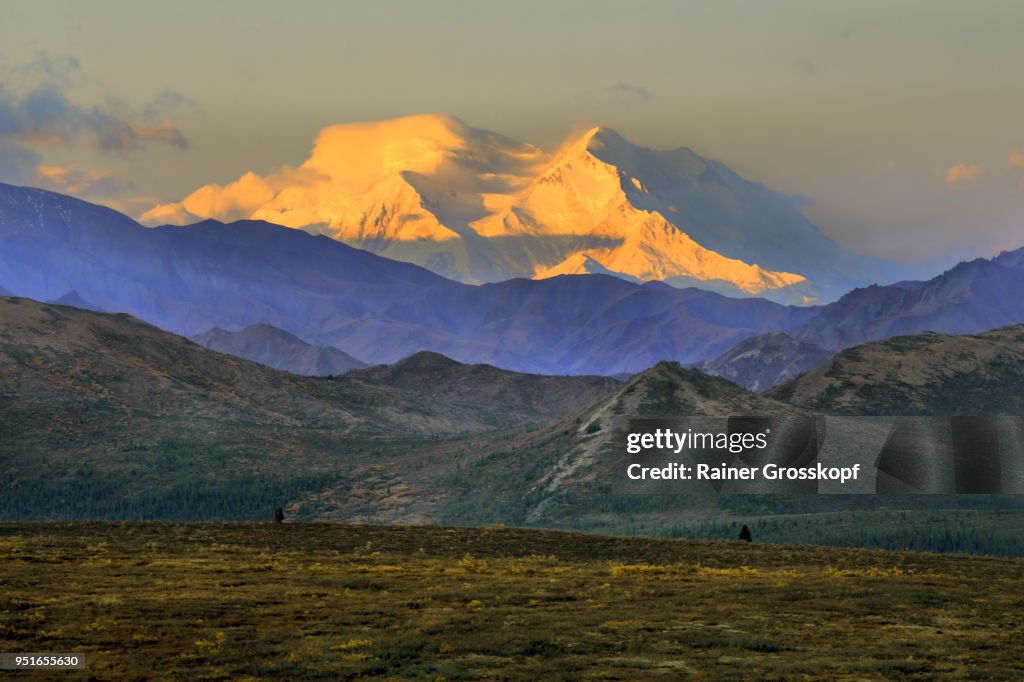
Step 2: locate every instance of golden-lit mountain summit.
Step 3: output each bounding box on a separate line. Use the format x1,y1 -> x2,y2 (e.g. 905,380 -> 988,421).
142,115 -> 897,303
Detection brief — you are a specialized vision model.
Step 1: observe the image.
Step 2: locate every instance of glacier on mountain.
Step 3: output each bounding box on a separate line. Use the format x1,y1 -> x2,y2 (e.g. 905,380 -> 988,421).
141,114 -> 906,303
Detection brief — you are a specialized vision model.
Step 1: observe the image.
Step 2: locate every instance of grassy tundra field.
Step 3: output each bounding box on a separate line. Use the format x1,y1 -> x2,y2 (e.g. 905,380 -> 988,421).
1,523 -> 1022,680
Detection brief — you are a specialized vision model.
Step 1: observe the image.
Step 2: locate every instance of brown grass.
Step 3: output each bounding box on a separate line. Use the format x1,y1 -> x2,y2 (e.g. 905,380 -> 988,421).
1,522 -> 1022,680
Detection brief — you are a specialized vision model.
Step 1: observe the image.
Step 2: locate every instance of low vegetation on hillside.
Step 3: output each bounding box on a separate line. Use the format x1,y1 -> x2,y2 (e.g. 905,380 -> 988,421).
4,298 -> 1024,558
1,523 -> 1021,680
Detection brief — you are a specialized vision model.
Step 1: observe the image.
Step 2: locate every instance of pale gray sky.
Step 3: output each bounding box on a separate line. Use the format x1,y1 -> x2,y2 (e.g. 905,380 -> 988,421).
2,0 -> 1023,262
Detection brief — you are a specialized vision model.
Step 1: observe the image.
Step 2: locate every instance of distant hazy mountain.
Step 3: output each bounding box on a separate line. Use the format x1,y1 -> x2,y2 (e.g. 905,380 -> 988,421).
695,332 -> 833,392
47,290 -> 106,312
793,248 -> 1024,350
4,295 -> 1021,528
5,183 -> 1021,377
0,296 -> 624,519
517,331 -> 1024,526
0,183 -> 820,375
349,351 -> 622,424
769,325 -> 1024,415
143,114 -> 909,303
0,296 -> 622,445
192,324 -> 366,376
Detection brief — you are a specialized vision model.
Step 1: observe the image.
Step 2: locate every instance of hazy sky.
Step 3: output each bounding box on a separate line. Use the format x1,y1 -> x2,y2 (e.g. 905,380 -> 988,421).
1,0 -> 1023,262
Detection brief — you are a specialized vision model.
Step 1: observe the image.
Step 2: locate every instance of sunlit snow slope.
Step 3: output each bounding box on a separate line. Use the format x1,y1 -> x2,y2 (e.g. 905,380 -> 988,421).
143,114 -> 901,303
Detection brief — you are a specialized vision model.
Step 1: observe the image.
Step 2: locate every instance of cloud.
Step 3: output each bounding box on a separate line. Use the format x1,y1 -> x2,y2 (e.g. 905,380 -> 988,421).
606,82 -> 656,102
142,90 -> 196,124
35,163 -> 131,196
0,139 -> 41,184
131,122 -> 189,149
944,163 -> 983,190
142,115 -> 525,226
0,84 -> 191,154
179,171 -> 279,222
1,85 -> 79,146
140,166 -> 327,225
139,115 -> 500,225
10,53 -> 80,91
0,54 -> 190,195
1010,148 -> 1024,169
0,54 -> 192,202
136,200 -> 195,225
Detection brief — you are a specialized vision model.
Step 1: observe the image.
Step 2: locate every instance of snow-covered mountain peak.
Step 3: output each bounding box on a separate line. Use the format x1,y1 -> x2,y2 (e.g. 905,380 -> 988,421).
140,114 -> 904,303
304,114 -> 472,190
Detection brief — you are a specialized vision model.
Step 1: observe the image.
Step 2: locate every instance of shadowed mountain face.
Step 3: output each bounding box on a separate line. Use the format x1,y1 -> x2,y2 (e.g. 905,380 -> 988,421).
0,183 -> 821,375
192,324 -> 366,377
0,296 -> 620,521
3,183 -> 1023,378
489,360 -> 801,524
601,361 -> 794,419
0,297 -> 621,443
0,302 -> 789,523
504,330 -> 1024,529
768,325 -> 1024,415
695,332 -> 834,392
47,290 -> 105,312
792,251 -> 1024,350
349,351 -> 623,424
3,296 -> 1022,533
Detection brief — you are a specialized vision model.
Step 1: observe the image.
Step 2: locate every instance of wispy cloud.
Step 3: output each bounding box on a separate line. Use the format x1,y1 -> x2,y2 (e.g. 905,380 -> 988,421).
0,139 -> 40,184
0,54 -> 191,194
142,90 -> 196,124
140,166 -> 327,225
944,163 -> 983,191
606,82 -> 656,102
10,53 -> 81,91
133,122 -> 189,149
35,163 -> 131,196
0,84 -> 190,154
